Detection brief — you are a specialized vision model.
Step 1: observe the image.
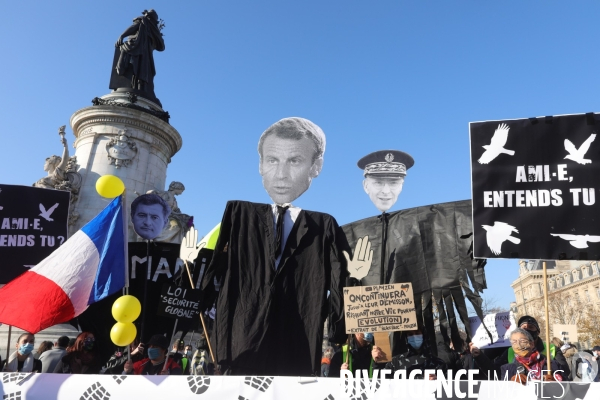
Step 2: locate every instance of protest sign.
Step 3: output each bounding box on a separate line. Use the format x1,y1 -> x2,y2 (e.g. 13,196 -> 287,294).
157,284 -> 201,319
77,241 -> 211,355
0,184 -> 70,283
469,311 -> 516,349
471,113 -> 600,260
343,283 -> 417,334
553,324 -> 578,343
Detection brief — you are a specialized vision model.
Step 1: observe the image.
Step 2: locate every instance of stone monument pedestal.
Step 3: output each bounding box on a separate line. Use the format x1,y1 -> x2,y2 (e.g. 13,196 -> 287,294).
69,92 -> 182,241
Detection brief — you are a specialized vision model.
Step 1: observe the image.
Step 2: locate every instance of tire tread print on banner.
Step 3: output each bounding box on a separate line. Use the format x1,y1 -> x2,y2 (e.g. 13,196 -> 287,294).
187,376 -> 210,394
79,382 -> 110,400
1,374 -> 28,384
244,376 -> 273,392
111,375 -> 127,384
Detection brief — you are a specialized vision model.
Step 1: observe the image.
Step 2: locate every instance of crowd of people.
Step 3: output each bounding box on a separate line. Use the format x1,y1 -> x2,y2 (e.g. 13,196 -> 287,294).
0,314 -> 598,381
321,316 -> 600,384
0,331 -> 215,376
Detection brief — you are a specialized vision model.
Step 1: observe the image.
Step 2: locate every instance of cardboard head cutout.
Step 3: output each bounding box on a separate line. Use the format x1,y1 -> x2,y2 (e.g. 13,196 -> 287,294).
258,117 -> 326,204
357,150 -> 414,212
131,193 -> 171,240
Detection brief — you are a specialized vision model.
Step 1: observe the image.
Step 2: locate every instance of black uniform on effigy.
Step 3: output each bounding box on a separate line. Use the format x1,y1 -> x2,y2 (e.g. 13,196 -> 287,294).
201,200 -> 348,376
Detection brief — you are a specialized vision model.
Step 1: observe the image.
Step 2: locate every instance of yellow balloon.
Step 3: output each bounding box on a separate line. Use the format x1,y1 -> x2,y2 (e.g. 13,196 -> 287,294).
110,322 -> 137,346
112,295 -> 142,323
96,175 -> 125,198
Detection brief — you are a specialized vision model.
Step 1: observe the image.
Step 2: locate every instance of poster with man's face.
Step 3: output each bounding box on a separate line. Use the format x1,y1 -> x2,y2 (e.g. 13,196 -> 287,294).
358,150 -> 414,213
130,193 -> 171,240
258,118 -> 325,204
363,175 -> 405,212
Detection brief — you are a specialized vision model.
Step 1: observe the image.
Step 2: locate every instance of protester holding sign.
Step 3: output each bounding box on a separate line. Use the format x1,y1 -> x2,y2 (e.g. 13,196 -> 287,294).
493,315 -> 570,377
501,328 -> 566,384
328,333 -> 384,378
1,333 -> 42,373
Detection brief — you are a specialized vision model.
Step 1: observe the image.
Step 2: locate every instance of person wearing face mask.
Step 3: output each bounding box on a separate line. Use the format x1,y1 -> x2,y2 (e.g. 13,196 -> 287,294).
384,330 -> 447,379
123,334 -> 182,375
592,346 -> 600,364
54,332 -> 103,374
493,316 -> 570,378
328,333 -> 384,378
180,344 -> 194,375
2,333 -> 42,372
168,339 -> 185,365
502,328 -> 566,384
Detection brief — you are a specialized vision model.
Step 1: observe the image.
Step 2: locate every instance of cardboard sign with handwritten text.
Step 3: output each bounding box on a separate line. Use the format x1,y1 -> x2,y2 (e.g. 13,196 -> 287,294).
343,283 -> 417,334
157,284 -> 201,320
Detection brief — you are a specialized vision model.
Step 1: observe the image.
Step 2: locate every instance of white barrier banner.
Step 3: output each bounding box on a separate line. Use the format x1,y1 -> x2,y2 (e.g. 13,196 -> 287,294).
0,373 -> 599,400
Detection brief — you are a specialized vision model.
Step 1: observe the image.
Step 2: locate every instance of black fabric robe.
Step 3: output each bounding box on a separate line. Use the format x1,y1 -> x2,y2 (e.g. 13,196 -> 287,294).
200,201 -> 349,376
342,200 -> 489,355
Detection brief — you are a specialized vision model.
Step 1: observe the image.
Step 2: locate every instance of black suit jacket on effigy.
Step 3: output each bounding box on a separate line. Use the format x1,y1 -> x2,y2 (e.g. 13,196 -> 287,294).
200,201 -> 349,376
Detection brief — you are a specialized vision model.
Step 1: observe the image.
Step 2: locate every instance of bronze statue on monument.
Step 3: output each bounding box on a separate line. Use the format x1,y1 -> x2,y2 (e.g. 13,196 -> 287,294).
109,9 -> 165,106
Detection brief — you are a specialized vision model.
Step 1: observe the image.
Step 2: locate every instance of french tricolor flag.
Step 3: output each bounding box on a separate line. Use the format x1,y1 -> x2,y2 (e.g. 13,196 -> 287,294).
0,196 -> 126,333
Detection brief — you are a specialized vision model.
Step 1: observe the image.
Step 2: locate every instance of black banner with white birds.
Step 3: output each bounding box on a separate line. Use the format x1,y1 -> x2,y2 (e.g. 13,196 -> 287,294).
470,113 -> 600,260
0,184 -> 70,283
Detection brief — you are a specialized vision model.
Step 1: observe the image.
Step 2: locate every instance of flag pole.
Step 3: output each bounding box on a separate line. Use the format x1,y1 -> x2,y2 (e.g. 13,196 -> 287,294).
184,260 -> 216,364
140,239 -> 150,343
380,212 -> 388,285
163,319 -> 179,372
122,190 -> 132,362
5,325 -> 11,367
122,191 -> 129,294
542,261 -> 552,377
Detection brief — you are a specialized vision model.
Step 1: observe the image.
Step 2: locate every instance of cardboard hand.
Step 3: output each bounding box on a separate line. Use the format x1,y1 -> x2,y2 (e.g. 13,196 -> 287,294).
180,227 -> 205,263
343,236 -> 373,280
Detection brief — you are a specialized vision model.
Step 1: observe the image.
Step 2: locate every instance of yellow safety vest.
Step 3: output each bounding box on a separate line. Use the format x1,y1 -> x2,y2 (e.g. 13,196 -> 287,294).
341,344 -> 374,378
181,357 -> 188,372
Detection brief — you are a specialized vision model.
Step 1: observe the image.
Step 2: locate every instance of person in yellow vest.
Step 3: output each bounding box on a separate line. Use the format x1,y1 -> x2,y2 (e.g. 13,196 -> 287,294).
328,333 -> 383,378
493,315 -> 570,378
180,344 -> 193,375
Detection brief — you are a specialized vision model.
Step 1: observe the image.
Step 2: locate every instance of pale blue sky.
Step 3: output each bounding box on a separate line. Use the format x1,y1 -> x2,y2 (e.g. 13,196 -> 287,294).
3,1 -> 599,311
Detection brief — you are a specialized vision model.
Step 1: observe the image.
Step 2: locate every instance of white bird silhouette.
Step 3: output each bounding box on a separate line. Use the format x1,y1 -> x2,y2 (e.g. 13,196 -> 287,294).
550,233 -> 600,249
39,203 -> 59,221
478,123 -> 515,164
481,221 -> 520,255
564,133 -> 596,165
